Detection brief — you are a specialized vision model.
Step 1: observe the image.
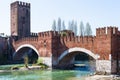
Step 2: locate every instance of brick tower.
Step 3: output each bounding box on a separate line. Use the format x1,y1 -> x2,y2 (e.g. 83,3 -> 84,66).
11,1 -> 31,39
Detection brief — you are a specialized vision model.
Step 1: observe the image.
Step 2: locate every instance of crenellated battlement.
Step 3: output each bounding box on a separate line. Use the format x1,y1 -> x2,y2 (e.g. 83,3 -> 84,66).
96,27 -> 106,36
11,1 -> 30,7
107,26 -> 118,35
38,31 -> 59,37
96,26 -> 118,36
19,1 -> 30,7
31,32 -> 38,37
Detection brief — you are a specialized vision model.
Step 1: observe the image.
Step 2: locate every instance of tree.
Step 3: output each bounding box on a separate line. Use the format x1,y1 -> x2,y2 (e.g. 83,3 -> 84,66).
85,22 -> 92,36
79,21 -> 84,36
71,20 -> 74,31
73,21 -> 77,36
68,20 -> 78,36
52,20 -> 56,31
62,21 -> 66,30
57,18 -> 61,32
68,21 -> 74,31
68,21 -> 72,31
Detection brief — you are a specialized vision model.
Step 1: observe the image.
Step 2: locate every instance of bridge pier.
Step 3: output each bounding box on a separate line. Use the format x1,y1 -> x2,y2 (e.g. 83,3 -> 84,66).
96,60 -> 111,74
39,57 -> 52,68
96,60 -> 118,74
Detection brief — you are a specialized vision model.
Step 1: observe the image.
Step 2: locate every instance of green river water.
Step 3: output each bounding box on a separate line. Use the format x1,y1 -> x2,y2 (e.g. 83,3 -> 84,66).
0,65 -> 94,80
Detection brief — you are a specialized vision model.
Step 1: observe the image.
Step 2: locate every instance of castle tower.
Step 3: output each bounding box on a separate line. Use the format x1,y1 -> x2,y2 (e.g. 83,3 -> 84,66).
11,1 -> 31,39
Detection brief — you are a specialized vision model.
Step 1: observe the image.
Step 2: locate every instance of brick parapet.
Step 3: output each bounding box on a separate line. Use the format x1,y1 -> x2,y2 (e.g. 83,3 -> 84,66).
96,26 -> 118,37
38,31 -> 58,38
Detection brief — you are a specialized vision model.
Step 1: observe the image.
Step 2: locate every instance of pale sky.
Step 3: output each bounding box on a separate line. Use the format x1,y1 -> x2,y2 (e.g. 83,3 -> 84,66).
1,0 -> 120,35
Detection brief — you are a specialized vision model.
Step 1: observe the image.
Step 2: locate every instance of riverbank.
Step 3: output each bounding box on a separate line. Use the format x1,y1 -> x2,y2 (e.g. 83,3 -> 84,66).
85,75 -> 120,80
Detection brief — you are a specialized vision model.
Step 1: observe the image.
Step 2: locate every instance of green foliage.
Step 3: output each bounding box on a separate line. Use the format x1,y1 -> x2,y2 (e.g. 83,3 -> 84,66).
36,57 -> 49,69
37,57 -> 43,64
60,32 -> 67,37
11,66 -> 19,70
37,63 -> 49,69
24,54 -> 29,68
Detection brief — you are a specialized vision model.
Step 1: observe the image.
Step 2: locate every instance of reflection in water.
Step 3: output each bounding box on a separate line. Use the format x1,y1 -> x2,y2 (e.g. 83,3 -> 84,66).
74,61 -> 96,72
74,52 -> 96,73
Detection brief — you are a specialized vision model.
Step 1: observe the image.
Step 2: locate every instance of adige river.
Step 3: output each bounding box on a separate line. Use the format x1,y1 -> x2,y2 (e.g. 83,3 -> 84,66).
0,65 -> 95,80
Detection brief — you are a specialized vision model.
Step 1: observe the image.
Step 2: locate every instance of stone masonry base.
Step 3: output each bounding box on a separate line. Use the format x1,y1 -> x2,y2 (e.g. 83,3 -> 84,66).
96,60 -> 117,74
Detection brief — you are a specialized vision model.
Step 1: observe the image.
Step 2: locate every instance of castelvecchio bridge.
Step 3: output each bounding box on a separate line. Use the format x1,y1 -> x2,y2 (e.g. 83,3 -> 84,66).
10,1 -> 119,74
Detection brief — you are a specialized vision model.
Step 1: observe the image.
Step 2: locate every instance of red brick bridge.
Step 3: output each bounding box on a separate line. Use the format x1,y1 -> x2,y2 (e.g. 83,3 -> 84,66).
12,27 -> 120,74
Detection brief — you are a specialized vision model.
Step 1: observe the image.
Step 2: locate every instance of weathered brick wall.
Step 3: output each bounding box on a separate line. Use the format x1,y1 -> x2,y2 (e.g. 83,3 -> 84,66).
51,27 -> 114,61
110,27 -> 120,73
13,37 -> 38,50
13,27 -> 119,61
38,31 -> 54,57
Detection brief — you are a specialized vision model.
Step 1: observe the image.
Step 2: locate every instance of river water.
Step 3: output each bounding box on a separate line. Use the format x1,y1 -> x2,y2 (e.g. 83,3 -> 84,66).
0,65 -> 94,80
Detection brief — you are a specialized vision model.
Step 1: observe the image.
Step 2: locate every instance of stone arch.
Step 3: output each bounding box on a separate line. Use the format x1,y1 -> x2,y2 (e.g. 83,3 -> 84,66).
13,44 -> 39,57
58,47 -> 99,63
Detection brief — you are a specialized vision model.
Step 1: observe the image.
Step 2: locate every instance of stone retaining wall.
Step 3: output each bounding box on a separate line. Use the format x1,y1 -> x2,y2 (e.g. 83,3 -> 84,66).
96,60 -> 111,73
96,60 -> 118,74
40,57 -> 52,67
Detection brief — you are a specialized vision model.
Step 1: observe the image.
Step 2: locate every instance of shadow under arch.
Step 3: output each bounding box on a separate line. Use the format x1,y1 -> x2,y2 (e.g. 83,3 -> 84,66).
56,47 -> 100,71
58,47 -> 99,63
13,44 -> 39,62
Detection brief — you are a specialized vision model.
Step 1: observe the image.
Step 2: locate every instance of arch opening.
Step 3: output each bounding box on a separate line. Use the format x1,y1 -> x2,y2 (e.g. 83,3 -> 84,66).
13,44 -> 39,64
73,52 -> 96,71
57,47 -> 97,72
